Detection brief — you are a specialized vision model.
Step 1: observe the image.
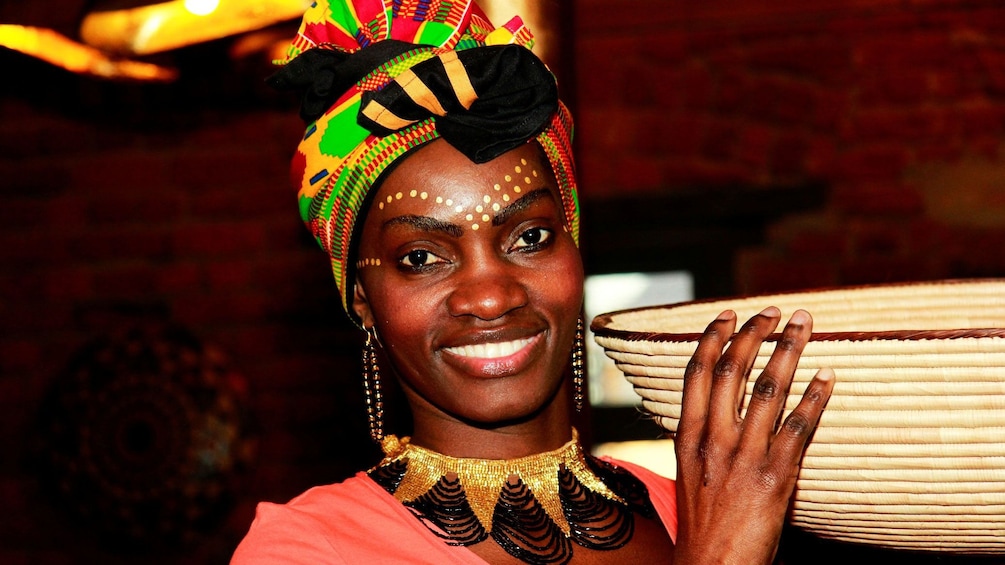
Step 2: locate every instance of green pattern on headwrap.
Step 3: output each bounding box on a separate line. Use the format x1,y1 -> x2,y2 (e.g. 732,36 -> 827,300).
319,102 -> 367,157
375,49 -> 436,79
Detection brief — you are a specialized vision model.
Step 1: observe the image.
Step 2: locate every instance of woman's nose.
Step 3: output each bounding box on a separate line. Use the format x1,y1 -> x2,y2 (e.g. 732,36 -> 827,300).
446,256 -> 528,320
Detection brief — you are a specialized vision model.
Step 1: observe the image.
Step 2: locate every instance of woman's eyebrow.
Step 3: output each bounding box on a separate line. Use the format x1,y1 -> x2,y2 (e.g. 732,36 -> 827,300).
491,188 -> 553,226
383,215 -> 463,237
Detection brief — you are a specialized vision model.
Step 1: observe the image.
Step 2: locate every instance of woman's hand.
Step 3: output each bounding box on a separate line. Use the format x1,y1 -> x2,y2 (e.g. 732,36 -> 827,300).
672,307 -> 835,565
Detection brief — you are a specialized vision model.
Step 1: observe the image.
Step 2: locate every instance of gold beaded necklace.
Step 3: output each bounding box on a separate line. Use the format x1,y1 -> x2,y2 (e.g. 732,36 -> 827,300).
373,428 -> 622,532
367,428 -> 655,564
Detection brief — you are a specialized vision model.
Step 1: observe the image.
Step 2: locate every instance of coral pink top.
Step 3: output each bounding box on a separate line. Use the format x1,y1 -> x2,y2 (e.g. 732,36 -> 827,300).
231,458 -> 677,564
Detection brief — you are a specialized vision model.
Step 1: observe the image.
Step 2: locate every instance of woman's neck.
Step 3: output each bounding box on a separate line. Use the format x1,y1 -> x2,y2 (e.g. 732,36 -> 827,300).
407,395 -> 575,459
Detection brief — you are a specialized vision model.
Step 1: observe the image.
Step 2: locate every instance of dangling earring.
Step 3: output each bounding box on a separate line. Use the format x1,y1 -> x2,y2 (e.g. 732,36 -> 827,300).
362,328 -> 384,442
572,317 -> 585,412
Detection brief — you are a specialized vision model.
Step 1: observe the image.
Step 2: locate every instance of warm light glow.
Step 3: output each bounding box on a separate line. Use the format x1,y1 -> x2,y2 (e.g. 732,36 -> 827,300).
134,12 -> 168,50
0,24 -> 177,81
80,0 -> 311,55
184,0 -> 220,16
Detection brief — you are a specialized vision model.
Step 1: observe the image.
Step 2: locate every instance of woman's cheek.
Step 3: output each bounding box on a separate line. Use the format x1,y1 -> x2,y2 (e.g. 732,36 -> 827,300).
550,249 -> 585,300
383,283 -> 442,335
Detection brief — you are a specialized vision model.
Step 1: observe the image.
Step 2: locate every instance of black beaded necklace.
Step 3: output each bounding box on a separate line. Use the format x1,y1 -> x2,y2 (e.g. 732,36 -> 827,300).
367,430 -> 658,564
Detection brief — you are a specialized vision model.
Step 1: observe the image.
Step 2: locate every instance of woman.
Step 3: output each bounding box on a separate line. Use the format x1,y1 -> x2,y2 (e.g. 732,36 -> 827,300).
233,1 -> 835,563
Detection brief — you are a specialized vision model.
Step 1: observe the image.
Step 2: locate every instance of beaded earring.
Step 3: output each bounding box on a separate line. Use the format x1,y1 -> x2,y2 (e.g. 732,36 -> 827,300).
573,317 -> 585,412
362,329 -> 384,442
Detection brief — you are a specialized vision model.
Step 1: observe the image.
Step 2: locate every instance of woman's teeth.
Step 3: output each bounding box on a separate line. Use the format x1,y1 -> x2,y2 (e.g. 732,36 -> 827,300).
445,337 -> 534,359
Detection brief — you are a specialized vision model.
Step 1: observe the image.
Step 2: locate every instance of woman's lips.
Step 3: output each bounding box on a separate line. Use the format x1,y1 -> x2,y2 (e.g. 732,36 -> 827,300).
441,334 -> 542,377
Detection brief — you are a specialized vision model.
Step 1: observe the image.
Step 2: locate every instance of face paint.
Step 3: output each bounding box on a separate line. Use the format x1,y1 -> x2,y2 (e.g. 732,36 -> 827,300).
367,158 -> 547,237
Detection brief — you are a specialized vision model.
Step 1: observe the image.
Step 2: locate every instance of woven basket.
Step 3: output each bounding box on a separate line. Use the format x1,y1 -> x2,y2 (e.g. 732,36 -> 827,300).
591,279 -> 1005,553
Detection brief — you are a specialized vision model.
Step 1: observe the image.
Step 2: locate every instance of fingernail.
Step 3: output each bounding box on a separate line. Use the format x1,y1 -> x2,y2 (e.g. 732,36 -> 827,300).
815,367 -> 835,382
759,306 -> 780,317
789,309 -> 810,325
716,310 -> 736,321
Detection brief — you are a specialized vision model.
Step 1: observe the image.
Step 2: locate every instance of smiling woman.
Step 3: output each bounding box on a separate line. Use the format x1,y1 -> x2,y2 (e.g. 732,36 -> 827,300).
231,1 -> 835,564
352,140 -> 583,436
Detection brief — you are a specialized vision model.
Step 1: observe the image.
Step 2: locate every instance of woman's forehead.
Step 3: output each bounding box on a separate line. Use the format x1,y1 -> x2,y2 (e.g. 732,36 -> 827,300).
368,141 -> 557,230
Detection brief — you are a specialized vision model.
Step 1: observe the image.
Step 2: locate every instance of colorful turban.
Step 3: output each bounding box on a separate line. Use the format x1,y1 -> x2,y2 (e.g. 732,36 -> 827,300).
270,0 -> 580,318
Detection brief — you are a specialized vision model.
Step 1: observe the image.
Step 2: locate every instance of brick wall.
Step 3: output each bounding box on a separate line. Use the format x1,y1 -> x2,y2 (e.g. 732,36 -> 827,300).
2,0 -> 1005,562
575,0 -> 1005,295
0,50 -> 381,563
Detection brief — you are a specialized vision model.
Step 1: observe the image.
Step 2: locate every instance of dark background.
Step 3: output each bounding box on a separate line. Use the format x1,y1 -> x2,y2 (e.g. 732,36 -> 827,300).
3,0 -> 1005,563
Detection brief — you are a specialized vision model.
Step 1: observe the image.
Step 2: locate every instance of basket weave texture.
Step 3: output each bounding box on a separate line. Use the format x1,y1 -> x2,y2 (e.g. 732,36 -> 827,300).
591,279 -> 1005,553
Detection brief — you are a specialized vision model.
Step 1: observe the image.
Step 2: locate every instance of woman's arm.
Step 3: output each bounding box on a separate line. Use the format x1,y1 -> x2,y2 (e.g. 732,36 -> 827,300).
672,307 -> 835,565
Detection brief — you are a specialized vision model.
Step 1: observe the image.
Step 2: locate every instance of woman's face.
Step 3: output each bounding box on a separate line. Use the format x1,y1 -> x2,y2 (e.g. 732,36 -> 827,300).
352,139 -> 584,428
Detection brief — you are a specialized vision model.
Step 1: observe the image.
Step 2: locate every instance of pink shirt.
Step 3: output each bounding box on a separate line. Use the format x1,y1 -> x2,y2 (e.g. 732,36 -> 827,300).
232,458 -> 677,564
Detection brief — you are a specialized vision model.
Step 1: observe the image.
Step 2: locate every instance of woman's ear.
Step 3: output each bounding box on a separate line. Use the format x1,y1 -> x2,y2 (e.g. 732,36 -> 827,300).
351,275 -> 376,328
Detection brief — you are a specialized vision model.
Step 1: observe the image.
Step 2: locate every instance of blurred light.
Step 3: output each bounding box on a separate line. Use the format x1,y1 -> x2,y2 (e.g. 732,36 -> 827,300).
80,0 -> 310,56
185,0 -> 220,17
0,24 -> 178,81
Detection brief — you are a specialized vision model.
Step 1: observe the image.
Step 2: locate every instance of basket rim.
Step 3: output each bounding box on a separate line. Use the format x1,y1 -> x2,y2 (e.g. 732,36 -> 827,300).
590,278 -> 1005,343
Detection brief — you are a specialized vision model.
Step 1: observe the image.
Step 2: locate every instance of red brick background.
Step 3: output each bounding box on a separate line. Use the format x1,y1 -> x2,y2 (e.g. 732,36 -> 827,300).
575,0 -> 1005,295
2,0 -> 1005,563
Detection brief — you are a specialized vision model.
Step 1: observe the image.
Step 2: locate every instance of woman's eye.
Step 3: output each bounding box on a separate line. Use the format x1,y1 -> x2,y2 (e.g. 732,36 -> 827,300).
399,249 -> 445,268
512,227 -> 553,250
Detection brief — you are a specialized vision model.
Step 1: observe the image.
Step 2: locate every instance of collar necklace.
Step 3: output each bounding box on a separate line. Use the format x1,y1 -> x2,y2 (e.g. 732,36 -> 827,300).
368,428 -> 655,564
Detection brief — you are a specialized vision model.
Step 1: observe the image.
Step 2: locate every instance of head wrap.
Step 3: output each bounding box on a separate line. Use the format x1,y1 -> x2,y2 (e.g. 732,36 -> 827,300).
270,0 -> 580,318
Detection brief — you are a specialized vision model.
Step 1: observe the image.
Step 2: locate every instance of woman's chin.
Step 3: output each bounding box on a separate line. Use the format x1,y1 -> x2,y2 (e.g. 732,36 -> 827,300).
447,380 -> 564,427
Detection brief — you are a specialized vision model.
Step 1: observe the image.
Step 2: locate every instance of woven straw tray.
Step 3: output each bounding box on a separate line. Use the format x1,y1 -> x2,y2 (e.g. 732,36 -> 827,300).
591,279 -> 1005,553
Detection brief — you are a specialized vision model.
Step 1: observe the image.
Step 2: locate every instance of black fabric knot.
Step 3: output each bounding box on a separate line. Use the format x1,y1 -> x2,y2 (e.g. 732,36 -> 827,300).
268,41 -> 558,164
267,40 -> 418,123
359,44 -> 558,163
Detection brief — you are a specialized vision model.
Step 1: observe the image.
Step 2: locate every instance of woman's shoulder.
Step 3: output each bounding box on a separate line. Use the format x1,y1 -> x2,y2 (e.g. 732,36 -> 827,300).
281,471 -> 385,514
232,471 -> 495,564
231,472 -> 406,564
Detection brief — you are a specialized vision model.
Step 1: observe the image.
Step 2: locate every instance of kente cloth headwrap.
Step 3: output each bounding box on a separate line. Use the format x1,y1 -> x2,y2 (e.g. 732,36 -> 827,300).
269,0 -> 580,320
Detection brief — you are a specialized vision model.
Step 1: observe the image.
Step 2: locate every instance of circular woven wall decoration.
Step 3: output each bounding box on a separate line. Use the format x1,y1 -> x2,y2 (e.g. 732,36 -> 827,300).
37,325 -> 256,545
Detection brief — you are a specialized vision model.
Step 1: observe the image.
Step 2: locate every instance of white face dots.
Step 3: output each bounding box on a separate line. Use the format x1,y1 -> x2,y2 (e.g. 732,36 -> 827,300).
375,161 -> 540,223
359,159 -> 541,269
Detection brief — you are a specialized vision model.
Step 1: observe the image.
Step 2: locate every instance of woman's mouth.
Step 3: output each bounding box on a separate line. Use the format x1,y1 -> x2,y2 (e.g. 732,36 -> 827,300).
443,336 -> 536,359
441,334 -> 542,376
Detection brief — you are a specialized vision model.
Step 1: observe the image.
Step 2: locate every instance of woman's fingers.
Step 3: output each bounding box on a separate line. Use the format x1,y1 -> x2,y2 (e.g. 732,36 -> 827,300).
679,307 -> 833,471
769,367 -> 835,466
739,309 -> 814,448
673,308 -> 835,565
706,307 -> 781,435
678,309 -> 736,441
